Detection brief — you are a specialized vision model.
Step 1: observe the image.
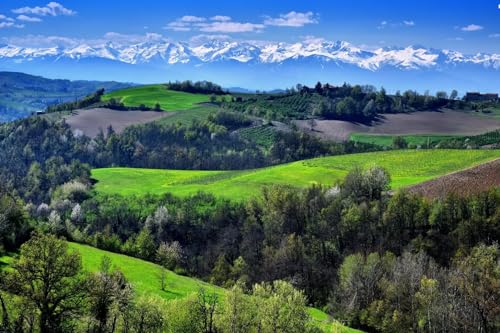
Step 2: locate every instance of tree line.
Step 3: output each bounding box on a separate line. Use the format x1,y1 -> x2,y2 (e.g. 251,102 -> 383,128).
225,82 -> 472,123
166,80 -> 227,95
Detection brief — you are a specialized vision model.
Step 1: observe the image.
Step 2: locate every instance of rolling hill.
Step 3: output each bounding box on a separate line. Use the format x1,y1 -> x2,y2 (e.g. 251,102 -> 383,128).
68,242 -> 360,332
92,149 -> 500,200
102,84 -> 225,111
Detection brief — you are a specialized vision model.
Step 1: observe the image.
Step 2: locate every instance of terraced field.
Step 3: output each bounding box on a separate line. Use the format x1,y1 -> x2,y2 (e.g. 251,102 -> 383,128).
102,84 -> 225,111
92,150 -> 500,200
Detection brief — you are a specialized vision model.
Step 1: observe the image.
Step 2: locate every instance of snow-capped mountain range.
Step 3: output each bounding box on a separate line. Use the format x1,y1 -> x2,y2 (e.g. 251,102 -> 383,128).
1,39 -> 499,70
1,39 -> 499,92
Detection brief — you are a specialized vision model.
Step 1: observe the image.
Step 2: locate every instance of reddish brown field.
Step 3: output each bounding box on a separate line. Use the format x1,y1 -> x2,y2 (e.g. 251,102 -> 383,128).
407,158 -> 500,199
65,108 -> 172,138
294,110 -> 500,141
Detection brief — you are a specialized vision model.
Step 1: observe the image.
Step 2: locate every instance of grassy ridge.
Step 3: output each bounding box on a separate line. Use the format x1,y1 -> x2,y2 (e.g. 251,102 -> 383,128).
102,85 -> 221,111
68,243 -> 361,332
92,150 -> 500,200
350,133 -> 462,147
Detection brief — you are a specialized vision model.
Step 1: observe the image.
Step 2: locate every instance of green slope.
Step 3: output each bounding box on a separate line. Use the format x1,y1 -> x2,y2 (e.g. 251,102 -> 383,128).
69,243 -> 361,332
92,150 -> 500,200
350,133 -> 463,147
102,84 -> 224,111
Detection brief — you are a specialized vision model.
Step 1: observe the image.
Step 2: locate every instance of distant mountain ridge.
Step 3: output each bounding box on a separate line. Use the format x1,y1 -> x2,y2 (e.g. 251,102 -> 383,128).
1,40 -> 499,71
1,38 -> 499,93
0,71 -> 133,122
1,37 -> 500,94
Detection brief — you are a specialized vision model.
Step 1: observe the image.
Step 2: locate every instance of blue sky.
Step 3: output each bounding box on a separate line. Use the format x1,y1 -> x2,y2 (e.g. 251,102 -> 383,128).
0,0 -> 499,53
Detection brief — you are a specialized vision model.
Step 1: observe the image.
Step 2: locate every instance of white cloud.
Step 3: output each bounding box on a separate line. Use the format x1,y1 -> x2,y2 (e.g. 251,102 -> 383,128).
164,16 -> 206,31
166,15 -> 264,33
210,15 -> 232,22
165,21 -> 191,32
378,20 -> 415,29
179,15 -> 205,22
166,11 -> 319,33
448,37 -> 464,41
0,21 -> 24,29
263,11 -> 318,27
17,15 -> 42,22
0,15 -> 6,20
12,2 -> 76,17
460,24 -> 483,32
488,33 -> 500,38
198,21 -> 264,33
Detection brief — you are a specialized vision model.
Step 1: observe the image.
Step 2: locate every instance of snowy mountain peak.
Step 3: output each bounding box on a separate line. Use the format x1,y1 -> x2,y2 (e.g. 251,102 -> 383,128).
0,39 -> 499,72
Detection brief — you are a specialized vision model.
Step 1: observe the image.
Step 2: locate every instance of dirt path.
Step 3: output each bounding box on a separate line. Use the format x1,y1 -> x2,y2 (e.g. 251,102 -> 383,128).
65,108 -> 173,138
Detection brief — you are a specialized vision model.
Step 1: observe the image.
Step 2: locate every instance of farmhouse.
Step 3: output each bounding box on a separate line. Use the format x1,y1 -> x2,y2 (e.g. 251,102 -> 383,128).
464,92 -> 499,102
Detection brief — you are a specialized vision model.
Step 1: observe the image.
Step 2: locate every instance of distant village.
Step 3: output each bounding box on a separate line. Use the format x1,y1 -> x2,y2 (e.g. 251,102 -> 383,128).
464,92 -> 499,102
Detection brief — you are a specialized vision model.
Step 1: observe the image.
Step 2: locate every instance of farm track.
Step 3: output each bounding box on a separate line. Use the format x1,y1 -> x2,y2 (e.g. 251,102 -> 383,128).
407,158 -> 500,199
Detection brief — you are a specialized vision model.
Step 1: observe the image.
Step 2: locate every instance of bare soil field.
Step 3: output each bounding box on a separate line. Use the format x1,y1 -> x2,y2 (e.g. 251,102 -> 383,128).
294,110 -> 500,141
407,158 -> 500,199
65,108 -> 172,138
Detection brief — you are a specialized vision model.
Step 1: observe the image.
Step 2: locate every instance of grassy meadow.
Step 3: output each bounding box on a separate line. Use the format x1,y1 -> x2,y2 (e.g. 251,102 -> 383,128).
102,84 -> 225,111
67,243 -> 360,333
92,149 -> 500,200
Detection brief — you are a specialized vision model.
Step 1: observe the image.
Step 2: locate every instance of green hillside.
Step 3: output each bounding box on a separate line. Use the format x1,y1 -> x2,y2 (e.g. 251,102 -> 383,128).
92,149 -> 500,200
68,242 -> 361,333
350,133 -> 462,147
102,84 -> 224,111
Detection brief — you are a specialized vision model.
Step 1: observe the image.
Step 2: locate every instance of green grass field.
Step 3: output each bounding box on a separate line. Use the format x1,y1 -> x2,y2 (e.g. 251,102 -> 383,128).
69,242 -> 222,301
350,133 -> 463,147
92,150 -> 500,200
156,105 -> 218,126
102,85 -> 225,111
67,243 -> 360,332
